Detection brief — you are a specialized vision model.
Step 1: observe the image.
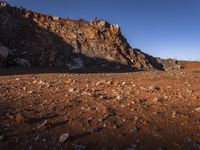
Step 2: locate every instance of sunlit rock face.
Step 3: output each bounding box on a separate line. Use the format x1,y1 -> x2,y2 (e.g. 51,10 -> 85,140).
0,2 -> 163,71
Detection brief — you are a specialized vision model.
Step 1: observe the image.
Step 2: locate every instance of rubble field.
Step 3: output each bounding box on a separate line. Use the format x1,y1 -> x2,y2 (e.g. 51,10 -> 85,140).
0,61 -> 200,150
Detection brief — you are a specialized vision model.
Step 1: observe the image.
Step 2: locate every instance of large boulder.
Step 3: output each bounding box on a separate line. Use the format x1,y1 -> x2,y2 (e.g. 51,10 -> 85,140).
0,43 -> 12,67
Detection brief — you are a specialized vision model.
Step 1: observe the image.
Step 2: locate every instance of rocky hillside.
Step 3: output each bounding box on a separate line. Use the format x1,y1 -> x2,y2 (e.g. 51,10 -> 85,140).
0,2 -> 163,71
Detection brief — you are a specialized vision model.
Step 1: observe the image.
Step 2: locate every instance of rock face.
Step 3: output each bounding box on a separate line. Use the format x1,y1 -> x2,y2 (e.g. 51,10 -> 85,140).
0,42 -> 12,67
157,58 -> 183,71
0,2 -> 163,71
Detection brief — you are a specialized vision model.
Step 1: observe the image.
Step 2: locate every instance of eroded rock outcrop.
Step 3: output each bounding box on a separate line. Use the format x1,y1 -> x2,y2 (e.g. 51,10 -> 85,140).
157,58 -> 183,71
0,2 -> 163,71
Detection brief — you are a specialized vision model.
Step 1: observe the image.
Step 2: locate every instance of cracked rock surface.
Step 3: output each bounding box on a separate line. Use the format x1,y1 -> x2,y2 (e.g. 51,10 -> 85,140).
0,3 -> 163,71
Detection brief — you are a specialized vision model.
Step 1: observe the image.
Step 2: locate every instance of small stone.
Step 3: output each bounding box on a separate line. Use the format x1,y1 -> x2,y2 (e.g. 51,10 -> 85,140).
59,133 -> 69,143
15,113 -> 25,124
69,88 -> 76,93
96,80 -> 105,86
15,78 -> 20,81
106,80 -> 113,85
53,16 -> 60,20
28,91 -> 34,94
32,80 -> 37,84
34,135 -> 40,141
37,120 -> 48,129
148,85 -> 160,91
132,127 -> 140,133
38,80 -> 45,85
89,127 -> 103,133
116,95 -> 125,101
122,82 -> 126,86
172,111 -> 177,118
195,107 -> 200,112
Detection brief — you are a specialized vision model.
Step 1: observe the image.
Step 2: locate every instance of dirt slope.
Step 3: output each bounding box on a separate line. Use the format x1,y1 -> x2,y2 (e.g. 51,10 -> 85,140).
0,61 -> 200,150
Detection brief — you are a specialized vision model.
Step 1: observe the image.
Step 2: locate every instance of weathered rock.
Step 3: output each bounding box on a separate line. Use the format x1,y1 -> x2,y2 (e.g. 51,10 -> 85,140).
14,58 -> 31,68
0,43 -> 12,67
157,58 -> 183,71
0,3 -> 164,71
59,133 -> 69,143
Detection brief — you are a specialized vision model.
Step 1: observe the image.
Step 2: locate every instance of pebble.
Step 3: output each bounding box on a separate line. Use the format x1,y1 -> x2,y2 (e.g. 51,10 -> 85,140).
38,80 -> 45,85
195,107 -> 200,112
15,113 -> 25,124
96,80 -> 105,86
132,127 -> 140,133
15,78 -> 20,81
32,80 -> 37,84
28,91 -> 34,94
122,82 -> 126,86
37,120 -> 48,129
59,133 -> 69,143
172,110 -> 177,118
69,88 -> 77,93
116,95 -> 125,101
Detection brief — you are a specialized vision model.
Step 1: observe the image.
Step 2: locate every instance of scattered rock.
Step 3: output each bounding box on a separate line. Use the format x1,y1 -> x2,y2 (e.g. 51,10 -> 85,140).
195,107 -> 200,112
28,91 -> 34,95
59,133 -> 69,143
69,88 -> 79,93
116,95 -> 125,101
15,113 -> 25,124
37,120 -> 48,129
15,78 -> 20,81
132,126 -> 140,133
96,80 -> 106,86
148,85 -> 160,91
172,110 -> 177,118
14,58 -> 31,68
53,16 -> 60,20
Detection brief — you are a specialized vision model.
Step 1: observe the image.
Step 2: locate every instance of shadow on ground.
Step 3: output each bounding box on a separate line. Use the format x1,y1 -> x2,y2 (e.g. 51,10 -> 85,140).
0,100 -> 198,150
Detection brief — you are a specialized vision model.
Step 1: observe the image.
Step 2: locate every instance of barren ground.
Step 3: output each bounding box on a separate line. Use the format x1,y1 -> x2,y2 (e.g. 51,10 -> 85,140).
0,62 -> 200,150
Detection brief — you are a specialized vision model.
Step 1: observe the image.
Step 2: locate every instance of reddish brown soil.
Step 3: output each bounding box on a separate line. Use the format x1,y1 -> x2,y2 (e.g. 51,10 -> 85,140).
0,62 -> 200,150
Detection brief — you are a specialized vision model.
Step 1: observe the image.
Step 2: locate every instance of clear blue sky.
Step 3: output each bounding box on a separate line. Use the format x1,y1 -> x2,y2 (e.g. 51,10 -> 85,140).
7,0 -> 200,60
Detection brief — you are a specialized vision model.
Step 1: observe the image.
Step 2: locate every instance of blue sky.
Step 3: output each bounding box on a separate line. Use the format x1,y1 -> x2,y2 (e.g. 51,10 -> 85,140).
7,0 -> 200,60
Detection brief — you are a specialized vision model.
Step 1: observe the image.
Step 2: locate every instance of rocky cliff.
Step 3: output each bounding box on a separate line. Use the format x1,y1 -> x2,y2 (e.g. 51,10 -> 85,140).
0,2 -> 163,71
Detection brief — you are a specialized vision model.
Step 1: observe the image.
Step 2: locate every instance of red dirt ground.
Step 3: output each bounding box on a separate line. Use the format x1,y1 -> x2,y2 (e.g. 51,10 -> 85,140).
0,61 -> 200,150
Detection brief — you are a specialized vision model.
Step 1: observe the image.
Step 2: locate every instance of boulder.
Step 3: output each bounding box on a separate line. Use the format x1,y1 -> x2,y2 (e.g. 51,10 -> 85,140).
0,43 -> 11,60
0,43 -> 12,67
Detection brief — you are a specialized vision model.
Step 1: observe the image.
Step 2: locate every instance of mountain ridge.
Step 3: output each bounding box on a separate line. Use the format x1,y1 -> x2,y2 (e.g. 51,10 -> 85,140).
0,2 -> 164,71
